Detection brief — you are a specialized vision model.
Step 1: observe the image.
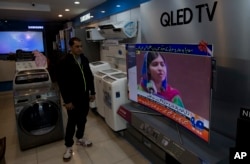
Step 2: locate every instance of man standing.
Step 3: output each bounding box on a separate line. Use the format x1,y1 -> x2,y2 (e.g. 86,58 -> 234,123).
56,37 -> 96,160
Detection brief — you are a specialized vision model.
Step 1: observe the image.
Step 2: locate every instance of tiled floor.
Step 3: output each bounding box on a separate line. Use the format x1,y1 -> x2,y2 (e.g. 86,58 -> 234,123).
0,90 -> 150,164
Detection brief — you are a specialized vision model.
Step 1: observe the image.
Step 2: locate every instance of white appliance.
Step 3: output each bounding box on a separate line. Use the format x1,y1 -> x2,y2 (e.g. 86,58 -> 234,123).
89,61 -> 111,74
102,72 -> 130,131
94,68 -> 122,117
86,28 -> 105,41
111,44 -> 127,72
15,61 -> 47,72
89,61 -> 111,109
98,20 -> 137,40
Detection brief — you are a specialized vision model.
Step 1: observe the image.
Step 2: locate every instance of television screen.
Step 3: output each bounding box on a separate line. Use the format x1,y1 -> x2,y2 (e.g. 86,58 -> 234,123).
0,31 -> 45,54
126,43 -> 213,142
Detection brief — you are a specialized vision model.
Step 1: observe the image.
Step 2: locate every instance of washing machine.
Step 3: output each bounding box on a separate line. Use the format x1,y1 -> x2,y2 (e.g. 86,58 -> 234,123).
13,68 -> 51,90
13,86 -> 64,150
102,72 -> 130,131
89,61 -> 111,74
89,61 -> 111,109
94,68 -> 122,117
15,61 -> 38,72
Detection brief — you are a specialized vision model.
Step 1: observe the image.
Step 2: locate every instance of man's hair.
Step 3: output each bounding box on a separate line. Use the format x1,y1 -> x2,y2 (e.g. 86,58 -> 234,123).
69,37 -> 81,46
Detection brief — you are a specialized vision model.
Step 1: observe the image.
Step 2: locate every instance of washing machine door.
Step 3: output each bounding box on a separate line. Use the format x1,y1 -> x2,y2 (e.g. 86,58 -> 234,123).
18,100 -> 60,136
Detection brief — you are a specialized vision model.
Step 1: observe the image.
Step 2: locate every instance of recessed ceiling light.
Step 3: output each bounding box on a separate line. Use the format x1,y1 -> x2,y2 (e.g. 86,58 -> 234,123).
65,9 -> 70,12
116,4 -> 121,7
74,1 -> 80,5
58,14 -> 63,17
101,10 -> 105,13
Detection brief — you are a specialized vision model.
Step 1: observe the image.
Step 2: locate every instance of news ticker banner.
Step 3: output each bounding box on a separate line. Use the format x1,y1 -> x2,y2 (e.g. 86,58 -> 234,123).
126,42 -> 214,70
134,42 -> 213,57
137,91 -> 209,142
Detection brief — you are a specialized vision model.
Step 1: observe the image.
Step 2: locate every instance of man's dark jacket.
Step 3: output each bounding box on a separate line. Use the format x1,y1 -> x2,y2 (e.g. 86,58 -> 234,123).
56,53 -> 95,106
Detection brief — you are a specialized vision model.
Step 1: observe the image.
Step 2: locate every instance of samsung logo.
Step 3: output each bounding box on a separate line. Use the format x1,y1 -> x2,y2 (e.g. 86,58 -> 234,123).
80,13 -> 93,22
28,26 -> 44,29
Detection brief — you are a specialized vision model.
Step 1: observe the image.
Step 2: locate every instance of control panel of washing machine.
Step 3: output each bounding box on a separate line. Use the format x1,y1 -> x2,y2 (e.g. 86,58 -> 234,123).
13,68 -> 52,90
14,89 -> 58,105
15,69 -> 49,84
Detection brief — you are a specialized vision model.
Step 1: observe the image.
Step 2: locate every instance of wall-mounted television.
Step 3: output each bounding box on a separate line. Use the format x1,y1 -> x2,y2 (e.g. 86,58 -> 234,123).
0,31 -> 45,54
126,43 -> 213,142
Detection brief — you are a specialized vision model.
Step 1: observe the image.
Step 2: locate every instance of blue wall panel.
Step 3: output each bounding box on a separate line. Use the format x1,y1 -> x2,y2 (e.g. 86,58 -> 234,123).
73,0 -> 150,26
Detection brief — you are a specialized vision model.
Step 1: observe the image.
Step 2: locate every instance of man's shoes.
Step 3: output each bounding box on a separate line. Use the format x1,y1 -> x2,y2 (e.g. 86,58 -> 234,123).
76,137 -> 92,147
63,147 -> 72,160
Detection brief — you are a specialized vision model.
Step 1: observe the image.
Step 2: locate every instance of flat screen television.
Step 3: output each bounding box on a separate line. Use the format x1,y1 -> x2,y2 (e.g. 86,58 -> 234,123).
126,43 -> 213,142
0,31 -> 45,54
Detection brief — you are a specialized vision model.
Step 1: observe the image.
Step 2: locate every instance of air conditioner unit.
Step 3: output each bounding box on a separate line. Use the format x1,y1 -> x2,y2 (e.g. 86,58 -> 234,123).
86,28 -> 105,41
98,20 -> 137,40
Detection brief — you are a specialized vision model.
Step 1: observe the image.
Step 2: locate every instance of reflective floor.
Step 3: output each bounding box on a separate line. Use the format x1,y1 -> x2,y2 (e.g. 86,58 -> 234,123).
0,91 -> 150,164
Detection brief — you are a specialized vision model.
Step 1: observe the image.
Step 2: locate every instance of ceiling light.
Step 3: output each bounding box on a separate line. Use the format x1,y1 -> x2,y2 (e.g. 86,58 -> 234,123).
116,4 -> 121,7
65,9 -> 70,12
101,10 -> 105,13
74,1 -> 80,5
58,14 -> 63,17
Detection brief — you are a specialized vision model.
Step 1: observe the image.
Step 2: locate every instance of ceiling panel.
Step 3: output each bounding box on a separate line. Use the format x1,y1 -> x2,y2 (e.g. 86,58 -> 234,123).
0,0 -> 106,22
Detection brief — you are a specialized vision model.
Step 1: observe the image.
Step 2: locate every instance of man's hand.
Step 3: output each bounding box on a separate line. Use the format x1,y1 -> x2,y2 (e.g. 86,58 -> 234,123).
89,95 -> 95,102
63,102 -> 74,110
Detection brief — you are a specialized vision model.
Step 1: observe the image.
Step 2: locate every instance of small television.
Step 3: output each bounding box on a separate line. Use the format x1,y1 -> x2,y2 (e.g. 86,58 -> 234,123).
126,43 -> 213,142
0,31 -> 45,55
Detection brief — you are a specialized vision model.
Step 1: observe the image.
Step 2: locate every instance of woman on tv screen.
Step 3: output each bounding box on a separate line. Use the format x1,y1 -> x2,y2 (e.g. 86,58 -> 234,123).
138,51 -> 184,107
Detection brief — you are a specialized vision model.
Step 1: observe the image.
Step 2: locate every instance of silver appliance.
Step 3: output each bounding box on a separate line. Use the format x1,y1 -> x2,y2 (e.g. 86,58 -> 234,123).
13,86 -> 64,150
13,68 -> 63,150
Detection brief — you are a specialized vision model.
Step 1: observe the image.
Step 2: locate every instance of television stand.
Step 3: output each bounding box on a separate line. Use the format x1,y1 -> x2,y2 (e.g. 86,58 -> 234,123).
119,102 -> 234,164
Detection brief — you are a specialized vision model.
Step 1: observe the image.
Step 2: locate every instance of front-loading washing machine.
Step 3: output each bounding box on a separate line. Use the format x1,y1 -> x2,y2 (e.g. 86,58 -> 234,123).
13,86 -> 64,150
